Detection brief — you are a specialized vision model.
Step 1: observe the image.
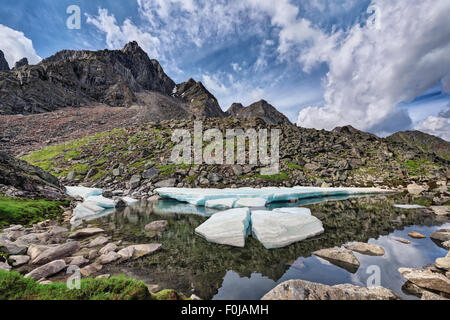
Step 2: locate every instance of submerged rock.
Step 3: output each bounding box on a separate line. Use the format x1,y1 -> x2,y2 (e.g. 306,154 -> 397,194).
344,242 -> 385,256
408,232 -> 426,239
145,220 -> 168,232
251,210 -> 324,249
393,237 -> 412,244
261,279 -> 400,300
195,208 -> 251,248
313,248 -> 360,273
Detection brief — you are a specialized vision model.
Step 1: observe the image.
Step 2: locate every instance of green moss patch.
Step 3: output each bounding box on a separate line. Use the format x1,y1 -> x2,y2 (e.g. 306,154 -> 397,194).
0,196 -> 69,227
0,271 -> 151,300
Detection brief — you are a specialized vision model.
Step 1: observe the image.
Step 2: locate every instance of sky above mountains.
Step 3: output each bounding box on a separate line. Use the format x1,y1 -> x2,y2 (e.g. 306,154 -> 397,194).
0,0 -> 449,140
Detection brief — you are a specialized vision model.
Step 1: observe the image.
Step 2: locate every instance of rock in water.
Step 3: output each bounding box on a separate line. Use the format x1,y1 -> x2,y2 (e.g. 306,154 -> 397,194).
69,227 -> 105,239
313,248 -> 360,273
144,220 -> 168,232
195,208 -> 251,248
344,242 -> 385,256
251,210 -> 324,249
431,229 -> 450,242
399,268 -> 450,294
261,279 -> 400,300
408,232 -> 426,239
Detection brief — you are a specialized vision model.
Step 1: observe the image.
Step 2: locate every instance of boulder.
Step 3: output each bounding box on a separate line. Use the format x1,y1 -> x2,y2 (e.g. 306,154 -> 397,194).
69,227 -> 105,239
394,237 -> 411,244
261,279 -> 400,300
155,179 -> 177,188
442,240 -> 450,250
313,248 -> 360,273
129,244 -> 162,259
87,236 -> 109,248
430,206 -> 450,216
144,220 -> 168,232
251,210 -> 324,249
195,208 -> 251,248
408,232 -> 426,239
27,244 -> 56,261
0,239 -> 28,255
421,291 -> 448,300
10,255 -> 30,267
431,229 -> 450,242
99,243 -> 118,255
67,256 -> 89,267
0,261 -> 11,271
32,241 -> 80,265
25,260 -> 67,280
128,175 -> 141,189
344,242 -> 385,256
80,263 -> 103,277
99,251 -> 121,265
399,268 -> 450,294
117,246 -> 135,260
407,183 -> 425,195
435,257 -> 450,271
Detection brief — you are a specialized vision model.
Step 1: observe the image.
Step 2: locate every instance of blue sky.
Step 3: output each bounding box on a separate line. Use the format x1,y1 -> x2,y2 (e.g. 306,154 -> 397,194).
0,0 -> 449,139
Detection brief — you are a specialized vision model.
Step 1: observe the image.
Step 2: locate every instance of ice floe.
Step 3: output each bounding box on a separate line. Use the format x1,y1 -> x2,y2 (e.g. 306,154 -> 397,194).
251,210 -> 324,249
272,207 -> 311,215
66,186 -> 137,224
393,204 -> 426,209
195,208 -> 251,248
205,198 -> 237,210
155,186 -> 392,207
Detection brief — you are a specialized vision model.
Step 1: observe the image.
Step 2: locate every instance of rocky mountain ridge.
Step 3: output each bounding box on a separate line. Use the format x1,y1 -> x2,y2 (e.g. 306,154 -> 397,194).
0,50 -> 9,71
226,100 -> 291,124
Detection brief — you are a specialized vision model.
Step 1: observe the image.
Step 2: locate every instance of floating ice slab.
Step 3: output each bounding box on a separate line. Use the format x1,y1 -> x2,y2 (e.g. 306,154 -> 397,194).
121,197 -> 138,205
394,204 -> 426,209
205,198 -> 237,210
155,186 -> 392,206
85,195 -> 115,209
66,186 -> 103,200
195,208 -> 251,248
251,210 -> 324,249
272,208 -> 311,215
234,198 -> 267,208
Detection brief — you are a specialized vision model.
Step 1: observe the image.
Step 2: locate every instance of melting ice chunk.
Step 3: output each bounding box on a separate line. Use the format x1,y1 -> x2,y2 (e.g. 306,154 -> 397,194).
66,186 -> 103,200
272,207 -> 311,215
195,208 -> 251,248
251,210 -> 324,249
155,186 -> 392,206
234,198 -> 267,208
393,204 -> 426,209
84,195 -> 116,209
205,198 -> 237,210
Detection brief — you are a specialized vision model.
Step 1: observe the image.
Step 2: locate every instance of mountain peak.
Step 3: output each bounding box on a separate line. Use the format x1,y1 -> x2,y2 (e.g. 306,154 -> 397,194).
227,100 -> 291,124
0,50 -> 9,71
13,57 -> 28,69
122,41 -> 142,53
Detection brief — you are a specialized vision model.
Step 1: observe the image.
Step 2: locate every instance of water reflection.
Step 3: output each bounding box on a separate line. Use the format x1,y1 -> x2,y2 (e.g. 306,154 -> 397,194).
88,194 -> 449,300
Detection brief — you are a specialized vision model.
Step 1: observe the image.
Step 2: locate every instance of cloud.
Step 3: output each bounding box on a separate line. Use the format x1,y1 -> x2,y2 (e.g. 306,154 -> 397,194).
0,24 -> 41,66
296,0 -> 450,135
415,115 -> 450,141
86,9 -> 161,59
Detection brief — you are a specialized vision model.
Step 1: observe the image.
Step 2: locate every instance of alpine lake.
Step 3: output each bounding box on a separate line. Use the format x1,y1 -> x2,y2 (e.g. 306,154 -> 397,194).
78,193 -> 449,300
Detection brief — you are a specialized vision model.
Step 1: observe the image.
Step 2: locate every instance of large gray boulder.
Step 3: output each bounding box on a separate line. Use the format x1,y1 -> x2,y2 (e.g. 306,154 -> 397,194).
262,279 -> 400,300
313,247 -> 360,273
25,260 -> 67,280
32,241 -> 80,265
399,268 -> 450,294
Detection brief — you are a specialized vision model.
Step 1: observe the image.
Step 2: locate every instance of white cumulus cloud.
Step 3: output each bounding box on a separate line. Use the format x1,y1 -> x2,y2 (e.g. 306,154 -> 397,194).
0,24 -> 41,67
296,0 -> 450,137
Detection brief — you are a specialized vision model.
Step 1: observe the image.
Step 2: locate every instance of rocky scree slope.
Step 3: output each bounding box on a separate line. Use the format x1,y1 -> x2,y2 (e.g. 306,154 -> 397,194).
21,118 -> 449,201
387,130 -> 450,161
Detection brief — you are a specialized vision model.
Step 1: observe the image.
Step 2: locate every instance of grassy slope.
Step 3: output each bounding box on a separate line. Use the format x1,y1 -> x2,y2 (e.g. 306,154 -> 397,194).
0,270 -> 189,300
0,196 -> 69,227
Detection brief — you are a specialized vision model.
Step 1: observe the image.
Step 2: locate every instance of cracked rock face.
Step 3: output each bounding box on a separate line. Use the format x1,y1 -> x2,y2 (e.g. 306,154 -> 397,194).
0,50 -> 9,71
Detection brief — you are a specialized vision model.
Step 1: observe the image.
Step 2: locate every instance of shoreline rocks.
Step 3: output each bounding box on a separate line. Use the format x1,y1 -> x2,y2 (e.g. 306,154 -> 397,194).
262,279 -> 400,300
313,247 -> 360,273
344,242 -> 385,256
